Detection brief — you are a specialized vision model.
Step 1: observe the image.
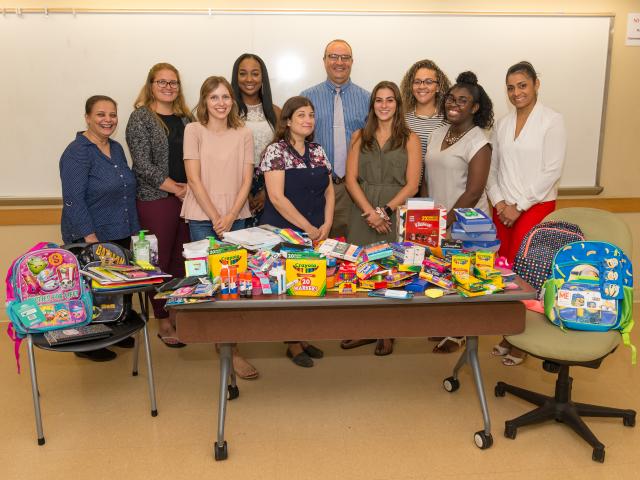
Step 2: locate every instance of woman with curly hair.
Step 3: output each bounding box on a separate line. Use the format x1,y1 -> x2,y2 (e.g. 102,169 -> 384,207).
400,59 -> 451,160
424,71 -> 494,353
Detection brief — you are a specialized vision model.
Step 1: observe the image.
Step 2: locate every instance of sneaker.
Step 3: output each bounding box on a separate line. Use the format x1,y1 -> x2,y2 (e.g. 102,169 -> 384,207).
74,348 -> 117,362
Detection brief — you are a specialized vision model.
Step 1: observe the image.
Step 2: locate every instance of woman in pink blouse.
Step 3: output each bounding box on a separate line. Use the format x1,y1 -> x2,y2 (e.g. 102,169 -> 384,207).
182,76 -> 256,379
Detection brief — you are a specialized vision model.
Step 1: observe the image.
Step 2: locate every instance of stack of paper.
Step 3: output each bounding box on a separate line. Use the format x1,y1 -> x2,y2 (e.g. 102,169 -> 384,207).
222,227 -> 282,251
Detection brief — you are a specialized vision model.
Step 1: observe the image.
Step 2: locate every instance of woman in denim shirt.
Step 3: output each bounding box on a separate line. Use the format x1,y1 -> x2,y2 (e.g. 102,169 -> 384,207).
59,95 -> 139,362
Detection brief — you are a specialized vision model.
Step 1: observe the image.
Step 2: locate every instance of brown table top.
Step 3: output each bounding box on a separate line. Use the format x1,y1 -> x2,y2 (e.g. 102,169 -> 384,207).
172,278 -> 536,343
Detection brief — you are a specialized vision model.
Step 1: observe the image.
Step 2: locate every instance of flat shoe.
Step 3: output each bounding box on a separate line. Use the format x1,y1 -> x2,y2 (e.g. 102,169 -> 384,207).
115,336 -> 135,348
286,348 -> 314,368
502,353 -> 526,366
74,348 -> 117,362
157,333 -> 187,348
374,339 -> 394,356
492,343 -> 510,356
303,343 -> 324,358
340,339 -> 376,350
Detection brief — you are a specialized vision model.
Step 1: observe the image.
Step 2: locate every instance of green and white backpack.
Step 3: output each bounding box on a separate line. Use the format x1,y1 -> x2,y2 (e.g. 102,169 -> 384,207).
543,241 -> 635,363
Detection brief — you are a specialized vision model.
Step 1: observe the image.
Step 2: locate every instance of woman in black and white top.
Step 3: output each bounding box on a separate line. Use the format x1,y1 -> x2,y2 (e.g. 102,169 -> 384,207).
126,62 -> 193,348
400,59 -> 451,194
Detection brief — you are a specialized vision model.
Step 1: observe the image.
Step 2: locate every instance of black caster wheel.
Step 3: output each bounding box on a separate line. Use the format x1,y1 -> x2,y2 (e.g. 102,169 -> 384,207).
504,422 -> 517,439
443,376 -> 460,393
151,409 -> 158,417
495,383 -> 506,397
623,412 -> 635,427
592,446 -> 605,463
473,430 -> 493,449
132,371 -> 139,377
214,441 -> 228,461
228,385 -> 240,400
37,437 -> 45,446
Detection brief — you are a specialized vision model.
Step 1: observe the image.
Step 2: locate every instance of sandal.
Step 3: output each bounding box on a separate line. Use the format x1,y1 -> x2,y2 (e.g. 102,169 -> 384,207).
232,354 -> 259,379
374,338 -> 394,356
157,333 -> 187,349
492,344 -> 510,356
502,353 -> 527,366
433,336 -> 465,354
340,339 -> 376,350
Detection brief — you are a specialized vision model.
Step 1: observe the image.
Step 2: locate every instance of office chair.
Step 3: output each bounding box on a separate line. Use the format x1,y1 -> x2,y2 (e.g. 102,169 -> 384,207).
495,208 -> 636,463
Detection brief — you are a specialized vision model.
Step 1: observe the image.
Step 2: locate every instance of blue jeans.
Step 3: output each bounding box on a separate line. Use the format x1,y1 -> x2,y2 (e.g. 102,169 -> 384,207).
188,219 -> 246,242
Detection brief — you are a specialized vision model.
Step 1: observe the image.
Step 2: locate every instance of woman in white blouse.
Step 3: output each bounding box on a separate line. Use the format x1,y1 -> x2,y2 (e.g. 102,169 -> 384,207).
487,61 -> 566,366
486,61 -> 566,264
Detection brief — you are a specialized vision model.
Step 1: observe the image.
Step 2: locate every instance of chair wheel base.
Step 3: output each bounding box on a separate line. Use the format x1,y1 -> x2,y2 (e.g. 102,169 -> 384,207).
228,385 -> 240,400
151,409 -> 158,417
592,446 -> 605,463
214,441 -> 228,461
443,376 -> 460,393
474,430 -> 493,449
37,437 -> 45,446
504,422 -> 517,439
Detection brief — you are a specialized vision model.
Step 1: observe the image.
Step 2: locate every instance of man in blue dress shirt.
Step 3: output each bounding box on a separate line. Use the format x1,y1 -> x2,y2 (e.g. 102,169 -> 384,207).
301,39 -> 369,238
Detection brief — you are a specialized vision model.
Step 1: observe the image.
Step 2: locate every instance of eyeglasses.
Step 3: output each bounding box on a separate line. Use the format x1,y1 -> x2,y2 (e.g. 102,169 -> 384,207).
153,80 -> 180,89
326,54 -> 352,62
444,94 -> 471,107
413,79 -> 439,87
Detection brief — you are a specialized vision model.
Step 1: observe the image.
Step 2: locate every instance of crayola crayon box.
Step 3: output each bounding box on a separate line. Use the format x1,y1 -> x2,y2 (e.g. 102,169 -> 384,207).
285,252 -> 326,297
208,243 -> 247,278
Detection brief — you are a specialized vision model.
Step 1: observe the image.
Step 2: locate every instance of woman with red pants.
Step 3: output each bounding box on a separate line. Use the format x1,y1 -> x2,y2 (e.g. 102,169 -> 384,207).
486,61 -> 566,366
126,63 -> 194,347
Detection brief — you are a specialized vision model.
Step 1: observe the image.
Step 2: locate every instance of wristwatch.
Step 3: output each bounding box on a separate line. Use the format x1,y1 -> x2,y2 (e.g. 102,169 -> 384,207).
384,205 -> 394,217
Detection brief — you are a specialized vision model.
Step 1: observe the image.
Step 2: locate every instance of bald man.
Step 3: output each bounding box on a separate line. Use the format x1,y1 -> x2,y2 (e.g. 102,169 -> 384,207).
301,39 -> 370,239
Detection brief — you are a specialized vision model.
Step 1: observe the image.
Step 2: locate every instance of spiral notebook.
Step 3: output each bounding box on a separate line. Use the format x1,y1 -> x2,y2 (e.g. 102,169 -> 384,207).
44,324 -> 113,346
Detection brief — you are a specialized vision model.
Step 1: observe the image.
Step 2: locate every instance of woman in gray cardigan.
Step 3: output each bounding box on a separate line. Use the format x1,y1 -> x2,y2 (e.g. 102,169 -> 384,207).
126,62 -> 193,348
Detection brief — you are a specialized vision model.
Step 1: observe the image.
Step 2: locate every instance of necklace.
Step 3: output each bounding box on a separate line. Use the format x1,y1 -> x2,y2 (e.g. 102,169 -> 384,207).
444,126 -> 473,146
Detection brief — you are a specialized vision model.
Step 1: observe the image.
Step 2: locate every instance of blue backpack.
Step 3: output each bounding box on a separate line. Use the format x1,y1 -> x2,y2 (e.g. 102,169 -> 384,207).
543,241 -> 635,363
5,243 -> 93,372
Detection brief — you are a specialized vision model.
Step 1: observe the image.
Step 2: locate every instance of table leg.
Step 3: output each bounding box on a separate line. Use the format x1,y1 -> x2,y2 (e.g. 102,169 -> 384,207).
466,336 -> 494,449
131,331 -> 140,376
215,343 -> 233,461
27,335 -> 45,445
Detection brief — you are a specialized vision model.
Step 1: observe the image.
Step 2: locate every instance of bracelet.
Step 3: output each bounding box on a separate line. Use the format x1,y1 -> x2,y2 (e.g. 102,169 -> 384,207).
375,206 -> 390,222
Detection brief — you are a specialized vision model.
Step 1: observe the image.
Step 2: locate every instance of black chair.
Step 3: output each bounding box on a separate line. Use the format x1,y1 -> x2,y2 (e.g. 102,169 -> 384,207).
495,208 -> 636,462
25,244 -> 158,445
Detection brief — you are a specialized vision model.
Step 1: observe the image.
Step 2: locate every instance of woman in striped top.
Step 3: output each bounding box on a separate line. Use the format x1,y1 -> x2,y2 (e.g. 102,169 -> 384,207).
400,60 -> 451,194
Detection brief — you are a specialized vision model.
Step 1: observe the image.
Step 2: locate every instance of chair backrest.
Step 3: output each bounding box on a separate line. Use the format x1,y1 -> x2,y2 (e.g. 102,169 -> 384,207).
544,208 -> 633,259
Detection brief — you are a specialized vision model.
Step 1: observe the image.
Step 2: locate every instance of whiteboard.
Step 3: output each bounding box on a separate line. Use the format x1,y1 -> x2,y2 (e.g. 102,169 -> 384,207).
0,12 -> 612,198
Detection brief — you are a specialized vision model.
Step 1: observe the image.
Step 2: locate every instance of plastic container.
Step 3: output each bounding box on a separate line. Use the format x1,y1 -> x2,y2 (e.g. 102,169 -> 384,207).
133,230 -> 150,263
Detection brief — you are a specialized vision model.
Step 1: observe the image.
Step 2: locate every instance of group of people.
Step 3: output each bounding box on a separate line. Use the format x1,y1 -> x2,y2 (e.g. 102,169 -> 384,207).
59,39 -> 566,372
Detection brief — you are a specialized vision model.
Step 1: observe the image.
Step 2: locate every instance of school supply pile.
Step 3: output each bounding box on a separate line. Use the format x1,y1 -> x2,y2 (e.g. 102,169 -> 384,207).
222,227 -> 283,251
451,208 -> 500,252
82,264 -> 170,291
542,240 -> 635,362
155,276 -> 218,306
397,198 -> 447,248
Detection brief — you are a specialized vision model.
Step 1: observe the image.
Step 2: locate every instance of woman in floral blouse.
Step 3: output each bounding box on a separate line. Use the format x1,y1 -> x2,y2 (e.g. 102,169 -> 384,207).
259,95 -> 334,368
